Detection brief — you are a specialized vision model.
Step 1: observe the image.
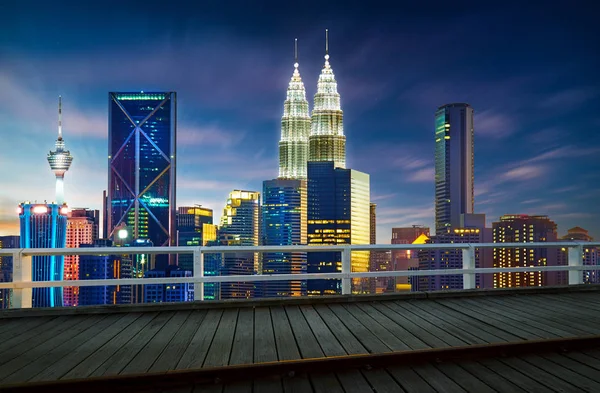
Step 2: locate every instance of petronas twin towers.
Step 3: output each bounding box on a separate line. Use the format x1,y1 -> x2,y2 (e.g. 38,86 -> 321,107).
278,30 -> 345,180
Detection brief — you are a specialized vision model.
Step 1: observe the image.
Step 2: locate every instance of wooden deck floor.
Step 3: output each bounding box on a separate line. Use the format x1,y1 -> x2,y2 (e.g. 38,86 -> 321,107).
1,287 -> 600,391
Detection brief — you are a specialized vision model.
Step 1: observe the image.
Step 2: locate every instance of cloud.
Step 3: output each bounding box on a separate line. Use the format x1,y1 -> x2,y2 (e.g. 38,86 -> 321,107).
371,193 -> 398,202
521,199 -> 543,204
376,205 -> 434,226
540,88 -> 598,110
178,124 -> 246,148
407,167 -> 434,183
177,179 -> 240,191
502,165 -> 546,180
476,110 -> 516,139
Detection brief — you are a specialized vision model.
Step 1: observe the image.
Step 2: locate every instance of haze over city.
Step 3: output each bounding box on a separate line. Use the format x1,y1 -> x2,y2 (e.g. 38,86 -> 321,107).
1,0 -> 599,241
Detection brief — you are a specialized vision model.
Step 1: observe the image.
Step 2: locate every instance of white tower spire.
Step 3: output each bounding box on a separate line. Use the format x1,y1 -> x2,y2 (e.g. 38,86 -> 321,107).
48,96 -> 73,204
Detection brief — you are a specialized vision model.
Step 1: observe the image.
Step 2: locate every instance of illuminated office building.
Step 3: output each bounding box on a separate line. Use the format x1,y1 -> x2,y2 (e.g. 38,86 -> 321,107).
309,30 -> 346,169
307,161 -> 370,295
144,265 -> 193,303
435,103 -> 474,232
279,39 -> 311,180
177,206 -> 216,272
493,215 -> 558,288
390,226 -> 430,291
554,227 -> 598,285
0,236 -> 19,309
47,96 -> 73,205
63,208 -> 99,306
18,203 -> 69,307
262,179 -> 307,297
219,190 -> 260,299
107,92 -> 177,269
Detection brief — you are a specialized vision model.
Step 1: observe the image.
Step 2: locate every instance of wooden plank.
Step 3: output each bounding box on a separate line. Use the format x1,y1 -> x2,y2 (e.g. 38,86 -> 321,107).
193,384 -> 223,393
310,373 -> 344,393
458,361 -> 527,392
90,311 -> 175,377
203,308 -> 239,367
63,312 -> 158,379
253,377 -> 283,393
284,306 -> 324,359
0,315 -> 103,381
0,316 -> 71,354
150,311 -> 208,373
222,380 -> 251,393
282,374 -> 313,393
253,307 -> 277,363
271,307 -> 302,361
353,303 -> 429,350
342,303 -> 411,351
387,366 -> 436,393
123,311 -> 191,374
311,304 -> 367,355
327,304 -> 392,353
229,308 -> 254,366
29,313 -> 143,382
436,298 -> 543,340
564,351 -> 600,371
177,309 -> 223,370
374,301 -> 463,347
300,305 -> 346,357
435,362 -> 495,392
412,363 -> 467,393
395,300 -> 489,345
336,369 -> 374,393
363,368 -> 405,392
0,316 -> 55,339
0,315 -> 91,368
521,354 -> 600,390
500,356 -> 585,392
478,358 -> 551,393
518,294 -> 600,328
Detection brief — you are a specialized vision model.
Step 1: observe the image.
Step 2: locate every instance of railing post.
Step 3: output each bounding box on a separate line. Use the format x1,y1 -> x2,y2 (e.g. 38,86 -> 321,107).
341,246 -> 351,295
462,245 -> 476,290
193,247 -> 204,301
568,244 -> 584,285
11,250 -> 32,309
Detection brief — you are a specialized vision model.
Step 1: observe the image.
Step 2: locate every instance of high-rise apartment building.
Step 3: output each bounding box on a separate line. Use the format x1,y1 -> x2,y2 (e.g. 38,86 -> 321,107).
177,206 -> 216,272
63,208 -> 99,306
391,226 -> 430,290
0,236 -> 19,309
493,215 -> 558,288
555,227 -> 598,285
434,103 -> 474,233
18,203 -> 68,307
144,265 -> 193,303
307,161 -> 370,295
219,190 -> 260,299
279,39 -> 311,180
47,96 -> 73,205
309,30 -> 346,169
262,179 -> 307,297
107,92 -> 177,269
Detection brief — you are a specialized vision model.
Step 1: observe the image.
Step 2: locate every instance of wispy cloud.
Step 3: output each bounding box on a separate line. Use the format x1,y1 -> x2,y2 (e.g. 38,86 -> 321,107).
377,205 -> 434,226
407,167 -> 434,183
476,110 -> 516,139
540,87 -> 598,110
178,124 -> 246,148
371,193 -> 398,202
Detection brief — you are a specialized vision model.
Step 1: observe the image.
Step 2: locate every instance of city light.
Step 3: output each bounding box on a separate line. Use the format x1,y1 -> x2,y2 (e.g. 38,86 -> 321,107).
32,205 -> 48,214
118,229 -> 128,239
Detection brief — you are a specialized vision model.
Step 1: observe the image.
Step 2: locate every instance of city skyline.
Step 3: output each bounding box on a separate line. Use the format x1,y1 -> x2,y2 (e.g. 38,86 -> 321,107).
1,1 -> 599,242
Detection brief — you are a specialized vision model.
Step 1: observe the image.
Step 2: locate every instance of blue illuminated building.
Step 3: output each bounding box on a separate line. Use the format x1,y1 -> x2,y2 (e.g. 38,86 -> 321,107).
18,203 -> 68,307
107,92 -> 177,270
144,265 -> 193,303
261,179 -> 307,297
0,236 -> 19,309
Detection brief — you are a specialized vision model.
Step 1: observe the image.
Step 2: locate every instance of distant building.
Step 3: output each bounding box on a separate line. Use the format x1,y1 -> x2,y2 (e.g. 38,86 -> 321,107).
177,205 -> 216,272
79,239 -> 132,306
47,96 -> 73,205
18,203 -> 69,307
434,103 -> 474,233
107,92 -> 177,269
307,161 -> 370,295
555,227 -> 598,285
0,236 -> 19,309
492,215 -> 558,288
144,265 -> 193,303
64,208 -> 100,306
391,226 -> 430,291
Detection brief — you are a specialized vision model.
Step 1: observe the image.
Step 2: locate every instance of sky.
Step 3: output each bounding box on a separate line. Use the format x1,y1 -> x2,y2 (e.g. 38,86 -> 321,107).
1,1 -> 599,243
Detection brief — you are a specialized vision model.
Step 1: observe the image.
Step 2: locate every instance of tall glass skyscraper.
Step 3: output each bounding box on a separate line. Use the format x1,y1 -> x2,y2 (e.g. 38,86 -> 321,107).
262,179 -> 307,297
307,162 -> 370,295
18,203 -> 68,307
176,206 -> 215,272
279,39 -> 311,180
309,30 -> 346,169
434,103 -> 474,233
107,92 -> 177,269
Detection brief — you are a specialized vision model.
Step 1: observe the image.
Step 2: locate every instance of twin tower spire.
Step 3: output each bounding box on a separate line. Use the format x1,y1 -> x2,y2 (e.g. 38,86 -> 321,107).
278,29 -> 345,180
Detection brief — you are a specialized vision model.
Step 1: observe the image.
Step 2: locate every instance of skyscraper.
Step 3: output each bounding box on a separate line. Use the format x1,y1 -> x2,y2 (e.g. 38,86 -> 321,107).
262,179 -> 307,297
307,161 -> 370,295
391,226 -> 430,290
107,92 -> 177,269
18,203 -> 68,307
47,96 -> 73,205
176,206 -> 215,272
219,190 -> 260,299
309,30 -> 346,169
493,215 -> 558,288
434,103 -> 474,233
0,236 -> 19,309
279,39 -> 311,180
63,208 -> 100,306
556,227 -> 598,285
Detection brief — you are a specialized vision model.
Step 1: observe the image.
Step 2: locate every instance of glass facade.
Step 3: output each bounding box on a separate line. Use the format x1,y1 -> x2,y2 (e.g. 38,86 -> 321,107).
262,179 -> 307,297
176,206 -> 214,272
434,103 -> 474,233
108,92 -> 176,269
144,266 -> 193,303
18,203 -> 68,308
307,162 -> 370,295
0,236 -> 19,309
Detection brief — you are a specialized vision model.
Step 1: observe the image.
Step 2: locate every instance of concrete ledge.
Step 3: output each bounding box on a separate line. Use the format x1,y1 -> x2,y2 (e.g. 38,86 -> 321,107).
1,284 -> 599,318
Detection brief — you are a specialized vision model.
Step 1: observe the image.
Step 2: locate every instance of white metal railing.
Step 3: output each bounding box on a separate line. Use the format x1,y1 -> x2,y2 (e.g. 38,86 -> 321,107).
0,242 -> 599,309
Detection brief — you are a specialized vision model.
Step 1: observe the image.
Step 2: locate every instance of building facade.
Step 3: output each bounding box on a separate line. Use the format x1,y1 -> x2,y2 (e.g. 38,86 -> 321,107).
309,30 -> 346,169
177,205 -> 215,272
434,103 -> 474,233
555,227 -> 598,285
0,236 -> 19,309
262,179 -> 307,297
18,203 -> 68,307
107,92 -> 177,269
144,265 -> 193,303
492,215 -> 558,288
307,161 -> 370,295
390,226 -> 430,291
